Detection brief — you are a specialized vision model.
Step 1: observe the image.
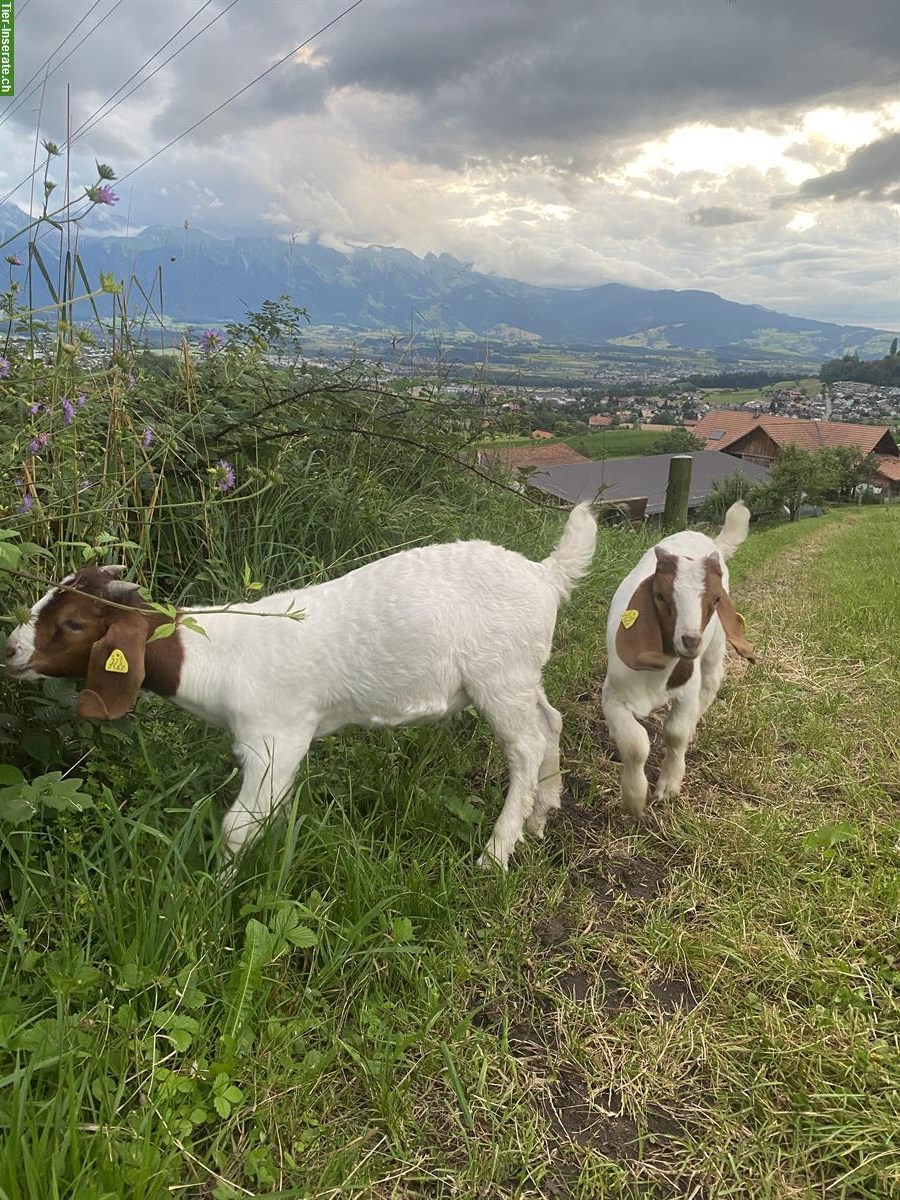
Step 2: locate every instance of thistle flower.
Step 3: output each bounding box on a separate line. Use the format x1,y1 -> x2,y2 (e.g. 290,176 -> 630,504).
95,161 -> 117,181
199,328 -> 223,353
76,393 -> 86,408
6,254 -> 22,267
87,183 -> 119,206
0,357 -> 10,378
29,433 -> 49,455
19,494 -> 34,515
27,402 -> 43,415
62,398 -> 75,425
142,426 -> 154,448
216,459 -> 236,492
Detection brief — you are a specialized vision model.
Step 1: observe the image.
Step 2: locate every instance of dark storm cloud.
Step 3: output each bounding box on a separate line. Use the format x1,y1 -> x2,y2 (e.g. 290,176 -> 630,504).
313,0 -> 900,166
792,131 -> 900,204
687,206 -> 760,227
5,0 -> 898,169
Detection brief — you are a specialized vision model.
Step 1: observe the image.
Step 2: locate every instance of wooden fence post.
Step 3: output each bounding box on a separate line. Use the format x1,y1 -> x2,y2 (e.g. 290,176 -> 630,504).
662,454 -> 693,532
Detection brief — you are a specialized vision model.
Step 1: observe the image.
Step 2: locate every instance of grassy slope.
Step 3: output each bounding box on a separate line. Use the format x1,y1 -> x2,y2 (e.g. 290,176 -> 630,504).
1,508 -> 898,1198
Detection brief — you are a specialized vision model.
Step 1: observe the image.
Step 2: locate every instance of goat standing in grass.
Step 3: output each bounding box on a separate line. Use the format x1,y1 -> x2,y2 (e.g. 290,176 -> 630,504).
602,502 -> 756,817
5,504 -> 597,872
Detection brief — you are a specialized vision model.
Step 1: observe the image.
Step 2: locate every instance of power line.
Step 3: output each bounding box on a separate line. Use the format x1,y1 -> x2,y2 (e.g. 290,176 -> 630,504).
117,0 -> 367,186
0,0 -> 129,130
0,0 -> 239,206
75,0 -> 238,144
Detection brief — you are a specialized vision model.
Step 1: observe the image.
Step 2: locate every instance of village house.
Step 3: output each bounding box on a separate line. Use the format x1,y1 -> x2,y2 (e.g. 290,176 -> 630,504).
692,412 -> 900,498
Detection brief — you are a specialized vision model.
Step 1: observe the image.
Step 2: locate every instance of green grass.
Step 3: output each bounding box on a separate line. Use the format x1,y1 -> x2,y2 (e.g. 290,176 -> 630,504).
563,428 -> 662,459
1,507 -> 898,1198
476,428 -> 663,460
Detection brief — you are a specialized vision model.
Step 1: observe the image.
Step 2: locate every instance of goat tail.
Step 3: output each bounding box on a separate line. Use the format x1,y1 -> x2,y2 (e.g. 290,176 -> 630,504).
543,502 -> 598,600
715,500 -> 751,560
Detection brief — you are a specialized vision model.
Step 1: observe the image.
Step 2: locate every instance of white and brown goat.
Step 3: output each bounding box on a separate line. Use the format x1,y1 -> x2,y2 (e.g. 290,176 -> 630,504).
4,504 -> 597,871
601,501 -> 756,817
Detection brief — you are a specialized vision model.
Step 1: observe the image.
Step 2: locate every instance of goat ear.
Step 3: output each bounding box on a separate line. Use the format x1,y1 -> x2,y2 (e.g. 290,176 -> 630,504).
615,578 -> 669,670
77,611 -> 148,720
654,547 -> 677,574
716,590 -> 756,663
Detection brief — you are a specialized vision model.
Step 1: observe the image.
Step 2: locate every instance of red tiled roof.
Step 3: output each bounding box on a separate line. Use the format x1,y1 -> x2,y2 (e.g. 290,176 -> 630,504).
694,411 -> 898,457
875,455 -> 900,482
481,443 -> 590,472
693,410 -> 757,449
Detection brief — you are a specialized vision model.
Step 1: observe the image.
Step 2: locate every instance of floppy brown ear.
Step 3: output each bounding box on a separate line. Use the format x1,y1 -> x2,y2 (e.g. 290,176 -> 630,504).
77,611 -> 148,720
615,578 -> 670,670
716,590 -> 756,662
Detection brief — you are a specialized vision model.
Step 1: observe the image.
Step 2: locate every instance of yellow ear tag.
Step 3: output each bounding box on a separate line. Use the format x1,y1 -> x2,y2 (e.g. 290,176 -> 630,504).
104,649 -> 129,674
620,609 -> 639,629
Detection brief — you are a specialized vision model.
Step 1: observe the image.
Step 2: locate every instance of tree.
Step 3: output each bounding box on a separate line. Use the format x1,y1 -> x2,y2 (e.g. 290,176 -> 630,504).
763,446 -> 838,520
651,428 -> 705,455
891,337 -> 898,358
818,446 -> 879,500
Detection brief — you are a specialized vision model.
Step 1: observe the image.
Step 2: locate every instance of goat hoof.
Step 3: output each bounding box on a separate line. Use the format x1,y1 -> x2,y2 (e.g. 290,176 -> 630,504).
525,816 -> 547,839
476,848 -> 509,873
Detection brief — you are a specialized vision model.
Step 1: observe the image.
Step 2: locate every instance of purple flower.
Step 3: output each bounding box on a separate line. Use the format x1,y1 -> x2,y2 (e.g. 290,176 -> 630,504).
0,357 -> 10,379
78,478 -> 93,492
142,426 -> 154,448
62,398 -> 75,425
18,494 -> 34,515
27,402 -> 43,416
76,393 -> 86,408
96,184 -> 119,206
28,433 -> 49,455
6,254 -> 22,267
199,328 -> 223,353
216,459 -> 236,493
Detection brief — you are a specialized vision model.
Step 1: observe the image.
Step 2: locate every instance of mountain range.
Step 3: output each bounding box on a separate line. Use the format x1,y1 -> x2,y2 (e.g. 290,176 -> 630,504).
1,201 -> 891,363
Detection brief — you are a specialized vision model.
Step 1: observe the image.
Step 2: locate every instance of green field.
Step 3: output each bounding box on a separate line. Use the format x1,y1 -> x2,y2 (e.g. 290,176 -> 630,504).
701,378 -> 818,408
478,428 -> 664,459
2,499 -> 898,1198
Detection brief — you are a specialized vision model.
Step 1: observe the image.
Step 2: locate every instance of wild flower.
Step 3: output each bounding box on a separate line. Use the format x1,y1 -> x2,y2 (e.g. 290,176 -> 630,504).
29,433 -> 49,455
199,328 -> 223,353
142,426 -> 154,448
6,254 -> 22,267
78,479 -> 93,492
27,402 -> 42,415
0,357 -> 10,378
95,162 -> 116,181
62,398 -> 75,425
18,494 -> 34,515
76,393 -> 86,408
87,183 -> 119,206
216,459 -> 236,492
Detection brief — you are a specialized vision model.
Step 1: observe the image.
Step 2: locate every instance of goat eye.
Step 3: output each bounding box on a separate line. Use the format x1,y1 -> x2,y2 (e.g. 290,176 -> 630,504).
64,619 -> 84,632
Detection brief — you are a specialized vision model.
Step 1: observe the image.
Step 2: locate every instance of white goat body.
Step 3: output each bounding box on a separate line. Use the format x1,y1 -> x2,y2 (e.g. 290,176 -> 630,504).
6,504 -> 597,870
601,502 -> 755,816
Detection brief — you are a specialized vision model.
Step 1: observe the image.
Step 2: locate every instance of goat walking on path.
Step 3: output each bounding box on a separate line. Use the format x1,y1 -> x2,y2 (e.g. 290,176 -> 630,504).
5,504 -> 597,872
602,502 -> 756,818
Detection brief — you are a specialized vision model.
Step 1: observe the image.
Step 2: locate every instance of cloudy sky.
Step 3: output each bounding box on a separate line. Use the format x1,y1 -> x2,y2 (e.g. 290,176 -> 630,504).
2,0 -> 898,328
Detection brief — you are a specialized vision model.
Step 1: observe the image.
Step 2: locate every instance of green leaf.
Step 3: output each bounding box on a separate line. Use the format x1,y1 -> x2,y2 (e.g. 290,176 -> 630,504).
223,919 -> 274,1040
213,1094 -> 232,1119
0,766 -> 24,788
392,916 -> 414,944
147,622 -> 176,643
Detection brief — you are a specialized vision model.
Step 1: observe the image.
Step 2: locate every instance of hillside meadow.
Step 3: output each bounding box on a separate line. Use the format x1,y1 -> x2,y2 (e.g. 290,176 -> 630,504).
1,314 -> 898,1198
